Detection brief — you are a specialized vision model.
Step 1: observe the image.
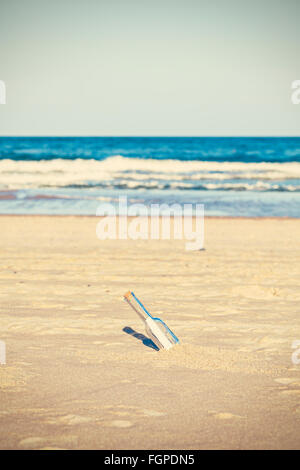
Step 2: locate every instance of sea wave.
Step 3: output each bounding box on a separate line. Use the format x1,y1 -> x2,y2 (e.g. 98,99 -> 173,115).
1,155 -> 300,191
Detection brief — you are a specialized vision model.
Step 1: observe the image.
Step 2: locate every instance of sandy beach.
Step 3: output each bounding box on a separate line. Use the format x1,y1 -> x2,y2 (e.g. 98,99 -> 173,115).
0,215 -> 299,450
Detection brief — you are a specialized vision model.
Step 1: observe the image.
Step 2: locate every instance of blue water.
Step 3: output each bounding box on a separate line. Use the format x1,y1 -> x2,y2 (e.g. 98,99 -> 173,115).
0,137 -> 300,217
1,136 -> 300,162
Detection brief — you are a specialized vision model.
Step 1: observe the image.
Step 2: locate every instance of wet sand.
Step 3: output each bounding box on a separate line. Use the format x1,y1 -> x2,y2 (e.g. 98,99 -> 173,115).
0,216 -> 300,449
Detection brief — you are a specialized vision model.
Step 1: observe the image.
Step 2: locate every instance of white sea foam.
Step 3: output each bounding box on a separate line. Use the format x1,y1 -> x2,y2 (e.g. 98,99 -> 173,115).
0,156 -> 300,191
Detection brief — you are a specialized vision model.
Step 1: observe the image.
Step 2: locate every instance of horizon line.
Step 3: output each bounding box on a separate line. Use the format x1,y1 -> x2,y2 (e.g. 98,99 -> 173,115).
0,135 -> 300,139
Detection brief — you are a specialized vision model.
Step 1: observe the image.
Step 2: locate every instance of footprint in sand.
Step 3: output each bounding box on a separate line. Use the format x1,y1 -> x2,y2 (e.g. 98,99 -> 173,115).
275,378 -> 300,394
281,389 -> 300,396
107,420 -> 133,428
210,412 -> 243,420
141,409 -> 166,417
39,447 -> 66,450
110,405 -> 165,418
274,378 -> 298,385
105,405 -> 166,423
19,437 -> 47,449
46,414 -> 93,425
113,410 -> 131,417
258,336 -> 287,347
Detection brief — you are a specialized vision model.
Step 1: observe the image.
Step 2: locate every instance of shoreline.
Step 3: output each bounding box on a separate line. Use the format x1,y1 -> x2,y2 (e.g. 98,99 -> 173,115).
0,214 -> 298,220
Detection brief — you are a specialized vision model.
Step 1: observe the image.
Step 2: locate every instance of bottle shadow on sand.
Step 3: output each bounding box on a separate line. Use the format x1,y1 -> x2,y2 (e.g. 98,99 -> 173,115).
122,326 -> 159,351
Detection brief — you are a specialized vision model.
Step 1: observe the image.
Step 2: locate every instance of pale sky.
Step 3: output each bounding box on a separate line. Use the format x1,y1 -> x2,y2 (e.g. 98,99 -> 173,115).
0,0 -> 299,136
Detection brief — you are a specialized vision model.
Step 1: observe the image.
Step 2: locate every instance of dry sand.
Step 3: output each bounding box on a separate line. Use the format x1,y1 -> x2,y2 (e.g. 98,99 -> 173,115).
0,215 -> 300,449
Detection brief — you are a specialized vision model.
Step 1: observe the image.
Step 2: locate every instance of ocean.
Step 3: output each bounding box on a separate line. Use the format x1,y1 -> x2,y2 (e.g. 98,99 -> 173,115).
0,136 -> 299,217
